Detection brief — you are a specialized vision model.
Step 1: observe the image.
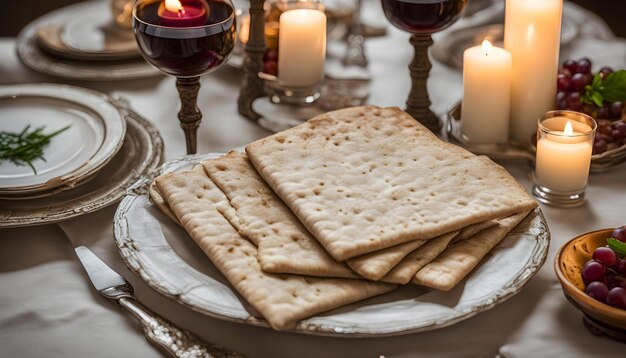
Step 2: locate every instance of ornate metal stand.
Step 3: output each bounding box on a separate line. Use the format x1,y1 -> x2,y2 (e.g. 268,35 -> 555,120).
406,33 -> 441,133
237,0 -> 267,122
175,77 -> 202,154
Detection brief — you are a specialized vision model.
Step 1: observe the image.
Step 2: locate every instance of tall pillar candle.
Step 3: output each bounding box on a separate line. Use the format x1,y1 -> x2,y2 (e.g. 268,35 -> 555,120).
505,0 -> 563,145
278,9 -> 326,87
461,40 -> 512,144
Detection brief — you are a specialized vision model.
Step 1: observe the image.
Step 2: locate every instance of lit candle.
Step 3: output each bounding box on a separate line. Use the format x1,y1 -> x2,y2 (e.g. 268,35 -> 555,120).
461,40 -> 512,144
505,0 -> 563,144
158,0 -> 207,27
278,9 -> 326,87
535,117 -> 594,192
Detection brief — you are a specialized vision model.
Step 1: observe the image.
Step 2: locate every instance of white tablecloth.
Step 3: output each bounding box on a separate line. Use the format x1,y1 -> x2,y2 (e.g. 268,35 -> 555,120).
2,1 -> 626,357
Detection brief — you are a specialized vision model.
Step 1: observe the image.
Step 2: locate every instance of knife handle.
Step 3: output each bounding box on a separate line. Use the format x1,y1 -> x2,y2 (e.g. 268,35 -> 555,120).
118,297 -> 244,358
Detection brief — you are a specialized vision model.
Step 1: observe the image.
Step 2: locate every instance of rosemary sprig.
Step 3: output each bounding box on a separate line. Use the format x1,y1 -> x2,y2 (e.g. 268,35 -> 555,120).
0,125 -> 71,174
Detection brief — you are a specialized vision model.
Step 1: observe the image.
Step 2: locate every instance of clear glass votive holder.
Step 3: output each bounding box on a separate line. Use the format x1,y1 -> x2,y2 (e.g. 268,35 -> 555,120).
268,0 -> 326,105
532,110 -> 597,208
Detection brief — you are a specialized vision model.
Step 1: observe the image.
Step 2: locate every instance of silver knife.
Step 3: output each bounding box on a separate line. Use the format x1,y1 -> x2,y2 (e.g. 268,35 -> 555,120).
74,246 -> 245,358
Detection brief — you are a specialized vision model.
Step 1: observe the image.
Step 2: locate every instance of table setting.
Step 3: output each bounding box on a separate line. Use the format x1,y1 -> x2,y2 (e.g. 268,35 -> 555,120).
2,0 -> 626,357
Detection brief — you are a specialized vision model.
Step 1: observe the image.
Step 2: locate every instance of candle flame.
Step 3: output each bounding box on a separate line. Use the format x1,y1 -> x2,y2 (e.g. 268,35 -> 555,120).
564,121 -> 574,136
481,40 -> 492,55
165,0 -> 186,15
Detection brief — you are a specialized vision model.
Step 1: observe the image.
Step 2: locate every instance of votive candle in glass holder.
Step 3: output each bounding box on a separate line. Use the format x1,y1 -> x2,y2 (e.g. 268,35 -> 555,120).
268,0 -> 326,104
532,110 -> 596,207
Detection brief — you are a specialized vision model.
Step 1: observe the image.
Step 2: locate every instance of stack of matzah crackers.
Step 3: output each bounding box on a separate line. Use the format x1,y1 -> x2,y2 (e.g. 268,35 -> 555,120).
151,106 -> 537,330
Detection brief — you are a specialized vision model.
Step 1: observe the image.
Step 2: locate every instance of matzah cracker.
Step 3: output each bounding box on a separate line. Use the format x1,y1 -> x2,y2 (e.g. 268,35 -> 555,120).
413,211 -> 531,291
346,239 -> 427,281
451,219 -> 498,244
202,152 -> 356,278
155,170 -> 395,330
148,164 -> 208,226
381,231 -> 458,284
246,106 -> 537,260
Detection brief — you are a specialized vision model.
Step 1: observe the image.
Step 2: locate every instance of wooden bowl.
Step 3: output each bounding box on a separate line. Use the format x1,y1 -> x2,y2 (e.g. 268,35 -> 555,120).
554,229 -> 626,331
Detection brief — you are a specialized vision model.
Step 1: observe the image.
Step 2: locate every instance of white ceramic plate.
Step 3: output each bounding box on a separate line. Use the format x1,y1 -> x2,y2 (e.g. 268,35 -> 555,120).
0,84 -> 126,197
114,153 -> 550,337
0,96 -> 163,228
60,6 -> 139,59
17,0 -> 160,81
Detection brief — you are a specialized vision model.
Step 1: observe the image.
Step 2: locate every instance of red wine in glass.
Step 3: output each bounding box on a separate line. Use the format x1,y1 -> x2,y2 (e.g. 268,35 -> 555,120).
381,0 -> 467,33
134,0 -> 236,78
380,0 -> 467,132
133,0 -> 236,154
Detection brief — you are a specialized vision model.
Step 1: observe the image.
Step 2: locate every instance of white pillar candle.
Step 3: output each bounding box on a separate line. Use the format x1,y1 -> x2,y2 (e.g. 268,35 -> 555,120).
461,40 -> 512,144
535,117 -> 593,192
278,9 -> 326,87
505,0 -> 563,144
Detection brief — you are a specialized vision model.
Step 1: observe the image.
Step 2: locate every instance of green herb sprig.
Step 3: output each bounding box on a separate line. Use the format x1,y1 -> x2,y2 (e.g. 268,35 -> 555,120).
583,70 -> 626,107
608,238 -> 626,257
0,125 -> 70,174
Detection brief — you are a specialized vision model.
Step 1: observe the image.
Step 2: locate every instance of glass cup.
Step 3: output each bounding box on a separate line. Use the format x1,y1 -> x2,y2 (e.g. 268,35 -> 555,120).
532,110 -> 597,207
266,0 -> 326,105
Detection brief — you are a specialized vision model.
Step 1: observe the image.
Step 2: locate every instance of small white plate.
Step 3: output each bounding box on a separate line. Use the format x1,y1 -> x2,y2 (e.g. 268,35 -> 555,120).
0,84 -> 126,196
114,153 -> 550,337
59,6 -> 138,59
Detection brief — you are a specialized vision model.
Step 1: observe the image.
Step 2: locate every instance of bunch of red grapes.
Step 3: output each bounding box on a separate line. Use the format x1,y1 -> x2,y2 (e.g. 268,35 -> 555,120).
582,226 -> 626,310
556,58 -> 625,155
263,49 -> 279,76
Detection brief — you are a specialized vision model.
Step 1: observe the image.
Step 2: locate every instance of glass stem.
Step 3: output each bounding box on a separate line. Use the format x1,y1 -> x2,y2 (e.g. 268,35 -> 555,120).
407,33 -> 441,133
175,76 -> 202,154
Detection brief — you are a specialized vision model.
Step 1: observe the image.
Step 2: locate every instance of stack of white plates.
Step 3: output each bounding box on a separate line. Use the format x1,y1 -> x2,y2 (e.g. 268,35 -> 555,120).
17,0 -> 160,81
0,84 -> 163,227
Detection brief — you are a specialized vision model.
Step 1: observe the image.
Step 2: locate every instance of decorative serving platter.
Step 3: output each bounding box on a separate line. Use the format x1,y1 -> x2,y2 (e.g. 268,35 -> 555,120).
446,103 -> 626,172
0,96 -> 163,228
17,0 -> 159,81
113,153 -> 550,337
0,84 -> 126,197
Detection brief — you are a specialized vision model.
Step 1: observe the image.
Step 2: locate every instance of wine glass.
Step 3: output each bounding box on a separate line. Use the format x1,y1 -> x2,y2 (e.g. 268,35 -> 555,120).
133,0 -> 236,154
381,0 -> 467,133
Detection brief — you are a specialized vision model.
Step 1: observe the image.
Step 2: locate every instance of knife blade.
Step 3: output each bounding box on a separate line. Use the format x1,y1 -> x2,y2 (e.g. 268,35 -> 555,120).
74,246 -> 244,358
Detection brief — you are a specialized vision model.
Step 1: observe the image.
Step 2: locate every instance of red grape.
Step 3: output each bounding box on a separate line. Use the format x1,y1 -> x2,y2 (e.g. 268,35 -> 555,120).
606,287 -> 626,309
613,122 -> 626,139
557,73 -> 571,92
611,226 -> 626,242
570,73 -> 587,92
556,91 -> 567,109
582,260 -> 605,285
619,260 -> 626,275
593,247 -> 618,268
597,120 -> 613,136
586,281 -> 609,302
263,49 -> 278,62
599,105 -> 610,119
609,102 -> 623,118
566,92 -> 582,111
559,68 -> 572,77
263,60 -> 278,76
593,138 -> 608,155
592,246 -> 617,267
563,59 -> 578,74
577,58 -> 592,74
599,66 -> 614,78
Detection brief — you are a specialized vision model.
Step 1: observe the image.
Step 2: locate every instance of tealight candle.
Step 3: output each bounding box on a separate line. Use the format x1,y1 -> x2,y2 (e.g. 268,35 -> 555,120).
158,0 -> 207,27
533,111 -> 596,207
278,9 -> 326,87
461,40 -> 512,144
505,0 -> 563,145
